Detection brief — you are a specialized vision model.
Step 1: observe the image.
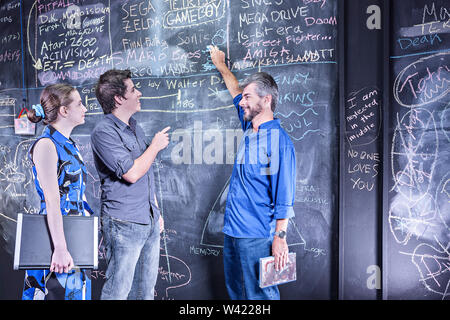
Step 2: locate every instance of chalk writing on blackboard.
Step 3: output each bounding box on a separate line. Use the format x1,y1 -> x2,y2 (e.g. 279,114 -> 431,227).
0,0 -> 340,299
393,52 -> 449,108
387,0 -> 449,300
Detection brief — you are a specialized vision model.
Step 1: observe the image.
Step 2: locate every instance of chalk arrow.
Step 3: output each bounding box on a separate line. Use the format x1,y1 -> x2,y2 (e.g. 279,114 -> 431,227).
32,58 -> 42,70
27,2 -> 42,70
207,87 -> 220,97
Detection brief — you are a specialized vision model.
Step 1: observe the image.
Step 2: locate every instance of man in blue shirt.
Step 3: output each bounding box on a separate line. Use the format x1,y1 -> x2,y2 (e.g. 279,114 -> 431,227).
209,46 -> 296,300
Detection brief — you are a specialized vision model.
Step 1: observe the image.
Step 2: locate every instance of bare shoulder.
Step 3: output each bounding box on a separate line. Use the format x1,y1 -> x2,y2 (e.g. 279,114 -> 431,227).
34,137 -> 56,152
32,138 -> 57,162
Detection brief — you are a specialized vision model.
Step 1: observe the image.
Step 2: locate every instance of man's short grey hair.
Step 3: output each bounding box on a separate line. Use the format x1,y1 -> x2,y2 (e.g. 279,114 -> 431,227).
239,72 -> 278,112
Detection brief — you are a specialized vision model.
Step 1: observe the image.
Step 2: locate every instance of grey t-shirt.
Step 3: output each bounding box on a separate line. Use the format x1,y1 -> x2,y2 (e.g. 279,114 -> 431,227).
91,113 -> 160,224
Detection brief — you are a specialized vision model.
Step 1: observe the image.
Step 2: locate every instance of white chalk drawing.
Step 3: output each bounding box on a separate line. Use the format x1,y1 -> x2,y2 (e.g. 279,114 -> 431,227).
435,171 -> 450,231
157,254 -> 192,300
391,108 -> 438,203
389,49 -> 449,299
441,102 -> 450,142
393,52 -> 449,108
400,236 -> 450,300
0,139 -> 35,200
201,179 -> 307,249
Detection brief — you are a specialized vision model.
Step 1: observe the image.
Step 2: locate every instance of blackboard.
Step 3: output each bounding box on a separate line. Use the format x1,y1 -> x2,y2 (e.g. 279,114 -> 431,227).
384,0 -> 450,300
0,0 -> 30,300
0,0 -> 338,299
340,0 -> 383,299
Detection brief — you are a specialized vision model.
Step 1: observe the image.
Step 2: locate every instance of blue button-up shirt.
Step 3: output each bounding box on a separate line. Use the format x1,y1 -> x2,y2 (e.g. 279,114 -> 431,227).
223,94 -> 296,238
90,113 -> 160,225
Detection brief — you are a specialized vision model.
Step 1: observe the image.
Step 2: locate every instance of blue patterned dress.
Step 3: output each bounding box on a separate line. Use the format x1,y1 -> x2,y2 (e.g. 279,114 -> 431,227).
22,125 -> 94,300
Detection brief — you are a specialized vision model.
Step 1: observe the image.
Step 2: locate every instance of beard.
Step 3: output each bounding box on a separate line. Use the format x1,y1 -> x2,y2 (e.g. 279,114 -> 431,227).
243,102 -> 263,121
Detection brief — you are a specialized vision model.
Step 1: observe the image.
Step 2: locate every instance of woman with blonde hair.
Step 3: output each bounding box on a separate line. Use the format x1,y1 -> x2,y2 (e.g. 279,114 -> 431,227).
22,83 -> 93,300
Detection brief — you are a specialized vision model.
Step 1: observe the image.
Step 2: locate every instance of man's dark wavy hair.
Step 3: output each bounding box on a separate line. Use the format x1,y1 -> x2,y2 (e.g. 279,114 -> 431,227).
95,69 -> 132,114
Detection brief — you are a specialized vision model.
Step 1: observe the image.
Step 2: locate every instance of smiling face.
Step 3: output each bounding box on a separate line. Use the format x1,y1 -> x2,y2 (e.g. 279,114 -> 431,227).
119,78 -> 142,114
239,82 -> 266,122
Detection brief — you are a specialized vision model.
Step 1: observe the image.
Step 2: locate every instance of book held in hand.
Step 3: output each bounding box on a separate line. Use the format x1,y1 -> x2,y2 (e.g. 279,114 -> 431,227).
259,252 -> 296,288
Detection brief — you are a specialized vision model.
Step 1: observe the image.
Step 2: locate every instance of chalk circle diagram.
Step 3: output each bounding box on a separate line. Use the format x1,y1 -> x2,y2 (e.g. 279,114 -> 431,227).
389,105 -> 442,246
344,86 -> 382,147
200,178 -> 306,248
389,192 -> 438,245
393,51 -> 450,108
391,107 -> 438,203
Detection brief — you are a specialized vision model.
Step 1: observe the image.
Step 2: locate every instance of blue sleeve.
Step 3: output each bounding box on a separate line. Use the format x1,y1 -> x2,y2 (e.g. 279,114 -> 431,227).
90,127 -> 134,180
270,142 -> 296,220
233,94 -> 251,131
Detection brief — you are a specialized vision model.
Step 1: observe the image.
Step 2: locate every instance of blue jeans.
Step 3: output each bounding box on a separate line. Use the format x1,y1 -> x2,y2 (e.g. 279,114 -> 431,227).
100,214 -> 160,300
223,235 -> 280,300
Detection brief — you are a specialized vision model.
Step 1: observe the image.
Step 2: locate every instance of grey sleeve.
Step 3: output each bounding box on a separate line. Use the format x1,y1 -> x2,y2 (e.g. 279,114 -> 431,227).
91,128 -> 134,179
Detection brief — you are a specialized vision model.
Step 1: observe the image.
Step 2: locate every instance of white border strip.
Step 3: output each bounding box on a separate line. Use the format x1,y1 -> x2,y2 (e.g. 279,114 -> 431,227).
93,216 -> 98,270
13,214 -> 23,270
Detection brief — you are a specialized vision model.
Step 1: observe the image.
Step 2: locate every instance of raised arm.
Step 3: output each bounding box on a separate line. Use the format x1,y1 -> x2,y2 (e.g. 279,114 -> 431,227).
209,46 -> 242,98
122,126 -> 170,184
91,126 -> 170,184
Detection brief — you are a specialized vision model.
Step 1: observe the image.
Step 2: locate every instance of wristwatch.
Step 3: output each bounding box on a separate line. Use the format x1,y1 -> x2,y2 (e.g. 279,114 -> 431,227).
274,230 -> 286,239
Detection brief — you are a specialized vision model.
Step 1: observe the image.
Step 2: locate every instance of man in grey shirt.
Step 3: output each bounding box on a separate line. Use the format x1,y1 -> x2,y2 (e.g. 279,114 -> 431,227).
91,69 -> 170,300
